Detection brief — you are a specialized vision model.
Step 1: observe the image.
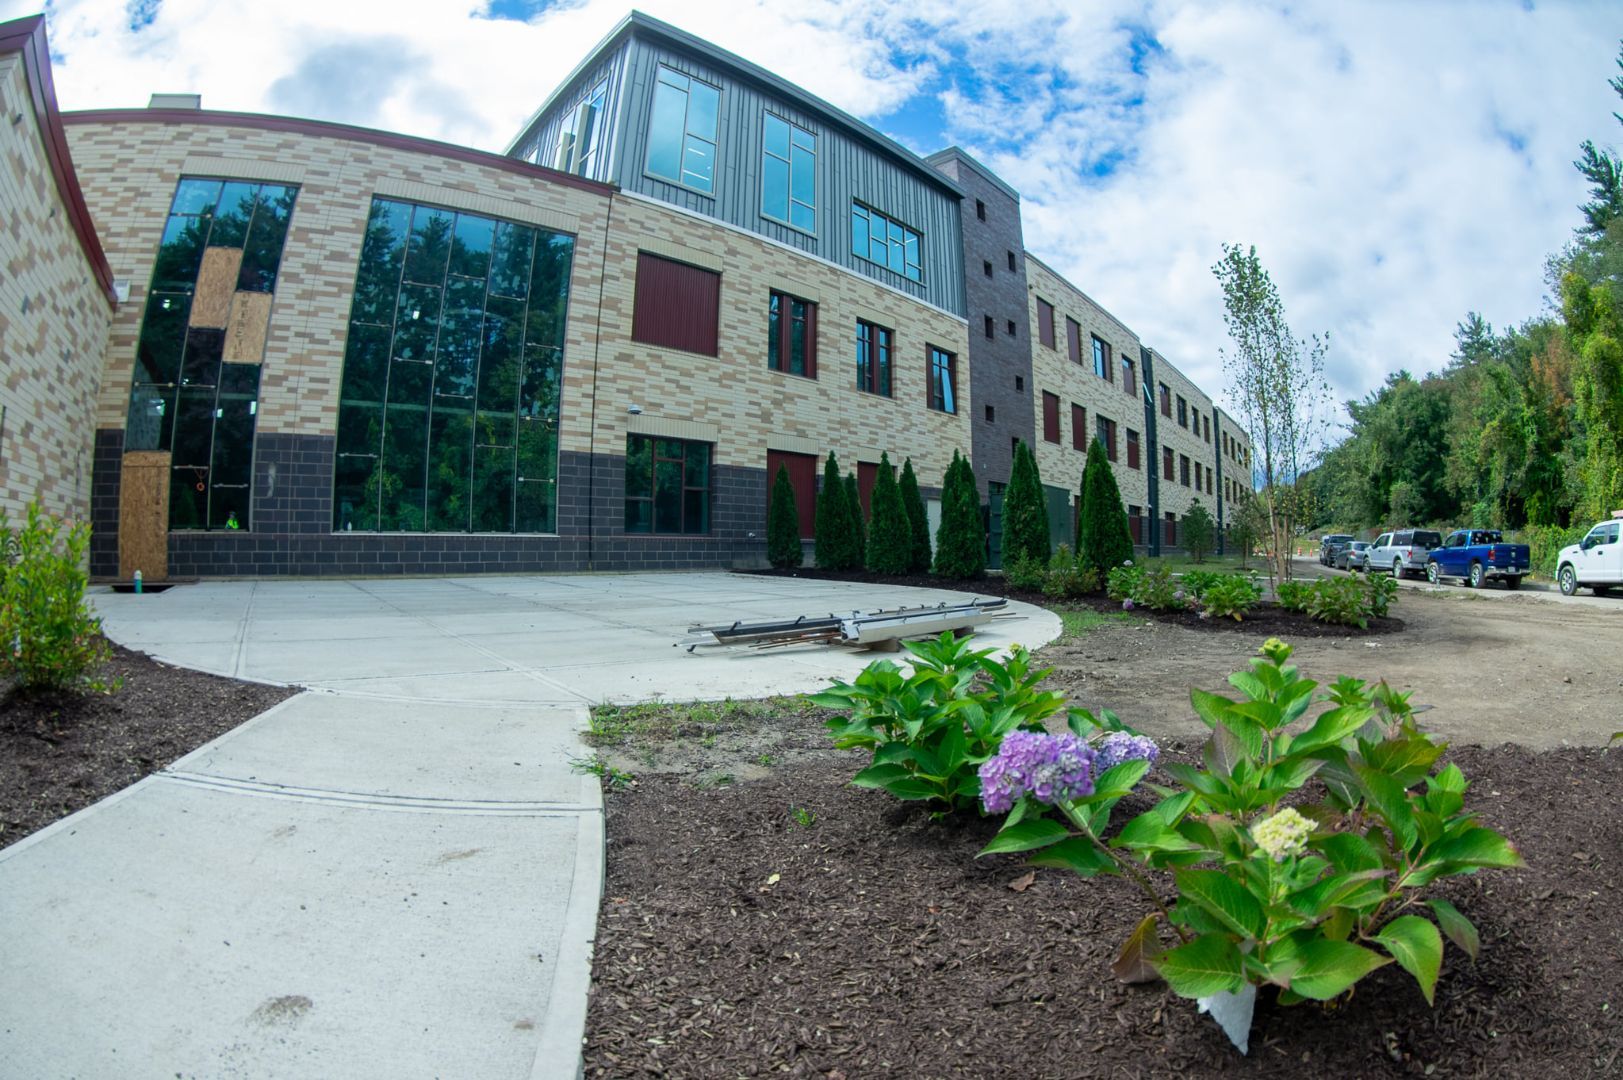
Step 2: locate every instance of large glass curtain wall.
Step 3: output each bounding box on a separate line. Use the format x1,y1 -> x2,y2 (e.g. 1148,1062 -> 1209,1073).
333,198 -> 573,534
125,177 -> 298,530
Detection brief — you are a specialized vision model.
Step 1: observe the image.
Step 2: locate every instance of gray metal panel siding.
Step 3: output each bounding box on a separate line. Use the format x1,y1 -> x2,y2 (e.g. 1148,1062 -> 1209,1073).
516,44 -> 630,184
612,37 -> 965,316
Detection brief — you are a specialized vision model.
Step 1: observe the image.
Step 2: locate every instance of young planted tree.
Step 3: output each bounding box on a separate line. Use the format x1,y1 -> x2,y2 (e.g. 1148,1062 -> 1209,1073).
934,452 -> 986,579
844,472 -> 866,568
815,452 -> 857,570
1076,438 -> 1134,575
1002,440 -> 1051,568
866,453 -> 912,574
1182,499 -> 1216,563
1227,488 -> 1264,569
1213,243 -> 1334,586
766,464 -> 803,569
899,457 -> 932,572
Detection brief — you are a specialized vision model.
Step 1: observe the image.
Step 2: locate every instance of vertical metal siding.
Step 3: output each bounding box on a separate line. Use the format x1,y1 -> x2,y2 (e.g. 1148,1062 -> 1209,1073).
520,44 -> 630,184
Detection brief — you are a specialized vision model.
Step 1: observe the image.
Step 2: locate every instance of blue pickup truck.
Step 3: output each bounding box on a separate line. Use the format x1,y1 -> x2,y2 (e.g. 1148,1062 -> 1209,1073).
1425,529 -> 1531,589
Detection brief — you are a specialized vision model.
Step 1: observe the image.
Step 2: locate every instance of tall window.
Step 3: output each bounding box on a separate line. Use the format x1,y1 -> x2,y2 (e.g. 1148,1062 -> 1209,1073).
1127,428 -> 1140,469
768,291 -> 816,378
127,177 -> 299,531
1180,454 -> 1191,487
1177,395 -> 1188,428
333,197 -> 572,534
851,203 -> 922,281
554,79 -> 607,178
1159,383 -> 1171,417
625,435 -> 710,534
928,346 -> 957,413
1122,354 -> 1135,395
855,320 -> 892,396
1036,298 -> 1055,348
1042,392 -> 1060,443
646,66 -> 720,194
1066,316 -> 1082,365
1071,404 -> 1086,451
1203,414 -> 1211,442
1096,415 -> 1117,461
633,253 -> 720,356
1163,446 -> 1174,480
1091,335 -> 1111,381
762,114 -> 816,232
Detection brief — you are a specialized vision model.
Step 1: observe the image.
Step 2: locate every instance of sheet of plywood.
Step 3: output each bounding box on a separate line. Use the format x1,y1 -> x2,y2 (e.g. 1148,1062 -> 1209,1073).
224,290 -> 273,362
118,451 -> 171,582
189,247 -> 243,329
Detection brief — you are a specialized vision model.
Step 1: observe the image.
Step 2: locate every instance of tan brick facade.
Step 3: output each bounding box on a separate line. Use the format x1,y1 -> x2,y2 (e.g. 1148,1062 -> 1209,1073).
0,55 -> 115,525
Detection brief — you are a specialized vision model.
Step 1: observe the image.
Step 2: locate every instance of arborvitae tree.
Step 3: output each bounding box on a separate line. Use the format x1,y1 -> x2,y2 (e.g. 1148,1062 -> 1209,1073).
1076,438 -> 1135,574
1002,440 -> 1051,567
866,453 -> 912,573
766,464 -> 803,569
899,457 -> 932,572
1182,499 -> 1216,563
815,452 -> 856,570
844,472 -> 866,568
934,452 -> 986,579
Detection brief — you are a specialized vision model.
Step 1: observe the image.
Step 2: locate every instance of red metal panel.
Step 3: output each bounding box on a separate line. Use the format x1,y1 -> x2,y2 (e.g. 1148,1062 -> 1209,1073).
632,252 -> 720,356
1037,299 -> 1055,349
1127,429 -> 1140,470
1071,404 -> 1085,451
767,449 -> 818,539
1042,392 -> 1060,443
857,460 -> 879,520
1067,317 -> 1081,365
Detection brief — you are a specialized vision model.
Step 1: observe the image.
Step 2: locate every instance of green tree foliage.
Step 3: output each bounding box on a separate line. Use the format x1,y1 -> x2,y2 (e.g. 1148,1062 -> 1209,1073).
1001,440 -> 1051,568
898,457 -> 932,572
866,453 -> 913,573
1076,438 -> 1135,574
814,452 -> 858,570
1182,500 -> 1216,562
766,464 -> 803,569
1562,271 -> 1623,519
1214,244 -> 1333,584
934,452 -> 986,579
0,499 -> 115,694
845,472 -> 866,567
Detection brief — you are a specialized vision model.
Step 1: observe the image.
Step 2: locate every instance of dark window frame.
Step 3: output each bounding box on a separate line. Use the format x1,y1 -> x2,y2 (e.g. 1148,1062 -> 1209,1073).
1091,335 -> 1112,382
1127,428 -> 1140,470
625,434 -> 712,535
767,289 -> 817,379
855,318 -> 893,397
1037,297 -> 1056,349
850,201 -> 924,283
927,345 -> 957,414
1071,403 -> 1086,451
1042,391 -> 1060,443
1097,415 -> 1117,462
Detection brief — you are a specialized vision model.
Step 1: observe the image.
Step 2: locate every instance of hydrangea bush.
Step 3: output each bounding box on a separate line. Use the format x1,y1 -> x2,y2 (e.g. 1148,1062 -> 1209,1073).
981,638 -> 1519,1041
0,499 -> 114,694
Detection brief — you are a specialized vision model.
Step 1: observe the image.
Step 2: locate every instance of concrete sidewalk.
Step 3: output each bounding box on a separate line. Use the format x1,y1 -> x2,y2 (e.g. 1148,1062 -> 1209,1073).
0,573 -> 1059,1078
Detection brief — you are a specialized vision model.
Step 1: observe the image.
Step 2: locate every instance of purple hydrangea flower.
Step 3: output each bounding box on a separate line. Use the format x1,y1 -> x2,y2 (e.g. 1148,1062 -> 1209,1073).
1122,598 -> 1135,611
979,731 -> 1097,814
1092,731 -> 1160,775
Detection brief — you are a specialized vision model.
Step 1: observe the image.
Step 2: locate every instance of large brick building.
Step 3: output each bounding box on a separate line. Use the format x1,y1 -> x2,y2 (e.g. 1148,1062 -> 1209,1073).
0,11 -> 1249,579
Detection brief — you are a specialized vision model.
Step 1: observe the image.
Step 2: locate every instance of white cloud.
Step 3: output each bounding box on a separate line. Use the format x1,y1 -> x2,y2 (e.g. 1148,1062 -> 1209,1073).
11,0 -> 1621,418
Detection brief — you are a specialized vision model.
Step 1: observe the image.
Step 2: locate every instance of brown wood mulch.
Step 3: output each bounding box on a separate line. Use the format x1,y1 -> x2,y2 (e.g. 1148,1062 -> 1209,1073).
0,641 -> 296,846
586,743 -> 1622,1078
739,567 -> 1405,639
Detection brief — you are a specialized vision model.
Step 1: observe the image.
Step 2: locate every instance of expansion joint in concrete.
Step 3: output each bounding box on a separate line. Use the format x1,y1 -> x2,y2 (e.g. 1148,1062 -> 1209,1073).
160,771 -> 601,816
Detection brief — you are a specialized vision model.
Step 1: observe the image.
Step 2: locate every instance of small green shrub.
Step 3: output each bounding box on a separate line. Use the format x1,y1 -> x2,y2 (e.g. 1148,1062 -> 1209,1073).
1003,553 -> 1047,592
766,465 -> 803,569
0,499 -> 114,694
1106,564 -> 1143,602
814,452 -> 859,570
1179,570 -> 1224,599
1306,576 -> 1371,628
934,452 -> 986,579
899,458 -> 932,573
813,632 -> 1065,815
1042,545 -> 1100,599
1181,500 -> 1216,563
1076,438 -> 1135,574
1198,575 -> 1261,621
866,452 -> 912,574
1364,573 -> 1399,618
1003,441 -> 1051,567
1275,580 -> 1312,613
845,473 -> 866,567
1105,562 -> 1182,610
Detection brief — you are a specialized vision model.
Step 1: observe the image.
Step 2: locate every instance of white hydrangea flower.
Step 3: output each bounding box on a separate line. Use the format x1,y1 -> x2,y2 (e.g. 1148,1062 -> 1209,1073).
1251,806 -> 1314,862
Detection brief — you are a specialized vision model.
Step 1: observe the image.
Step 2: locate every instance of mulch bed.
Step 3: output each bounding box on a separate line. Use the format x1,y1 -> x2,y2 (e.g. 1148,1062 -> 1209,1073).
586,743 -> 1621,1078
0,642 -> 296,846
741,567 -> 1405,639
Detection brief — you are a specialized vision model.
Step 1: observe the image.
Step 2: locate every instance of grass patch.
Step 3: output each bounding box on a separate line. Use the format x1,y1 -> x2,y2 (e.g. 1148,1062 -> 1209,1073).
586,695 -> 828,749
1057,607 -> 1131,641
1139,554 -> 1258,575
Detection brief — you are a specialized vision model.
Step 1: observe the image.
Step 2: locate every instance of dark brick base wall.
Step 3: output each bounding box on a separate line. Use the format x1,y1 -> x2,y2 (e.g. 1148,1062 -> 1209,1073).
91,432 -> 774,578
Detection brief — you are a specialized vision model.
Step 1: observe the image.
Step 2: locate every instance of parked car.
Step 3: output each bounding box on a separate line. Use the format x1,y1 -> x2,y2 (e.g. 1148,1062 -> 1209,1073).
1319,534 -> 1353,566
1367,529 -> 1444,579
1556,516 -> 1623,596
1335,541 -> 1371,571
1426,529 -> 1530,589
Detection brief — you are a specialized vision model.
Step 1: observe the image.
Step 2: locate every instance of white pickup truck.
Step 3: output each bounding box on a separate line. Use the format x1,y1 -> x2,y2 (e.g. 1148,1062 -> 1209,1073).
1556,514 -> 1623,596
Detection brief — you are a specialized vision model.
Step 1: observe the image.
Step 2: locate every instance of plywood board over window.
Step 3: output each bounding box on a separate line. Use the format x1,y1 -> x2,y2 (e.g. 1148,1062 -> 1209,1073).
119,451 -> 171,581
224,291 -> 273,362
190,247 -> 243,329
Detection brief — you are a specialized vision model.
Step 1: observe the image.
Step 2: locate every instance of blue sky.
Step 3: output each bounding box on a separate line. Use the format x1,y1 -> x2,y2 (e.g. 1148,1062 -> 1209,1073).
11,0 -> 1623,427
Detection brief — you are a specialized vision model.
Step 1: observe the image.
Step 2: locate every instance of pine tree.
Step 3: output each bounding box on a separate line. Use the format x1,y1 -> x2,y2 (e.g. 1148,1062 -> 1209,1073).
766,464 -> 803,569
844,472 -> 866,568
899,457 -> 932,572
1182,499 -> 1216,563
814,452 -> 855,570
1076,438 -> 1134,574
934,452 -> 986,579
1002,440 -> 1051,567
866,453 -> 912,573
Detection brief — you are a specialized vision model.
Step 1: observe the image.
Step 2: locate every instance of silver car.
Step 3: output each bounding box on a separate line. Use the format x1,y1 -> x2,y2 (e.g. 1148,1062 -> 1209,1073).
1335,541 -> 1371,571
1366,529 -> 1444,579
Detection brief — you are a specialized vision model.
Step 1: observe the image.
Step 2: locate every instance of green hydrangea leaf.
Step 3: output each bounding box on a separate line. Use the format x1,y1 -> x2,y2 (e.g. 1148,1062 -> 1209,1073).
1152,933 -> 1246,998
1373,915 -> 1443,1005
1286,939 -> 1390,1000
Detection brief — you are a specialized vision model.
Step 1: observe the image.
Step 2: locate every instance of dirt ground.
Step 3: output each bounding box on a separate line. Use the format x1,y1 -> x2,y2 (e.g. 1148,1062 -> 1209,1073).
1044,586 -> 1623,750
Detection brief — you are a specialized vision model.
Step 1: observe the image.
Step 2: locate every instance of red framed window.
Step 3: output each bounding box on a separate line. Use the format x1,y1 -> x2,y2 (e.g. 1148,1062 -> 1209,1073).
1037,298 -> 1056,348
1180,454 -> 1190,487
1163,446 -> 1174,481
1165,511 -> 1177,546
1067,317 -> 1082,365
1129,505 -> 1142,543
1127,429 -> 1140,469
1122,354 -> 1135,395
632,253 -> 720,356
928,345 -> 957,413
855,320 -> 892,396
1159,383 -> 1171,417
767,291 -> 816,378
1097,415 -> 1117,462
